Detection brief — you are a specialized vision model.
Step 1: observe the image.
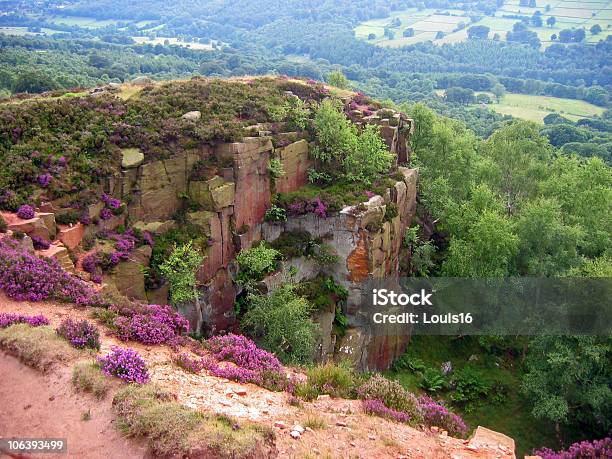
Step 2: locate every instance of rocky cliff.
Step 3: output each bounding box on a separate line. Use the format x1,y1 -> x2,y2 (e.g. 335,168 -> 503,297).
0,77 -> 416,371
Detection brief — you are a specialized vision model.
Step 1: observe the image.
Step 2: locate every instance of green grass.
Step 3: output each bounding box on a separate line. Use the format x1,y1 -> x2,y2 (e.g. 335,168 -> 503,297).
383,336 -> 557,457
72,361 -> 112,399
355,1 -> 611,47
481,93 -> 605,123
113,384 -> 275,458
0,324 -> 80,371
131,36 -> 217,50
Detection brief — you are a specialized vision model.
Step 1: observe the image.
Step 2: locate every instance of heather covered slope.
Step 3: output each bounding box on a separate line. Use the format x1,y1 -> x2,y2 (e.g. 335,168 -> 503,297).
0,293 -> 517,459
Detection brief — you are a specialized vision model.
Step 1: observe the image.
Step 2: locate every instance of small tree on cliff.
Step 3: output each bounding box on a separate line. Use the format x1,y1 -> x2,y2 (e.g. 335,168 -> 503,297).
312,99 -> 393,185
159,242 -> 204,329
327,69 -> 350,90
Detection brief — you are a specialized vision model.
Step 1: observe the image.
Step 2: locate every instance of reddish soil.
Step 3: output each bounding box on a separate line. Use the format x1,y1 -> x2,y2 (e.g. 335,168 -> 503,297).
0,294 -> 516,459
0,353 -> 147,459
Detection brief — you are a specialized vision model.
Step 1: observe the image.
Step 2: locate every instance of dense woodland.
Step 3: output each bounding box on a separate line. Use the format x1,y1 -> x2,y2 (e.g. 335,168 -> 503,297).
0,0 -> 611,456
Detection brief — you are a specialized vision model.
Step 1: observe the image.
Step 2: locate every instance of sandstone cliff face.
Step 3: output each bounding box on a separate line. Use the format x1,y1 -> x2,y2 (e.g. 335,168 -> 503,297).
5,87 -> 416,371
261,167 -> 417,371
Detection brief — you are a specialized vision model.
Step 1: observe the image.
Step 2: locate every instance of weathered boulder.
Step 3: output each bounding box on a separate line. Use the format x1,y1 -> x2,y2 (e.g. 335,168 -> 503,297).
182,110 -> 201,121
36,212 -> 57,238
133,220 -> 176,236
468,427 -> 516,459
189,176 -> 235,211
1,211 -> 51,241
38,243 -> 75,272
146,282 -> 170,307
106,245 -> 152,301
131,76 -> 153,85
57,223 -> 85,250
121,148 -> 144,169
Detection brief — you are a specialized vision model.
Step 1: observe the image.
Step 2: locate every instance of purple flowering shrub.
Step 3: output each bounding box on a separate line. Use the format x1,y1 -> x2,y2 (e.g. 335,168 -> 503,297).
81,229 -> 143,277
0,312 -> 50,328
100,208 -> 113,220
534,437 -> 612,459
37,174 -> 52,187
0,240 -> 104,305
173,352 -> 208,373
201,334 -> 286,389
356,375 -> 467,437
283,196 -> 336,218
358,375 -> 419,417
16,205 -> 36,220
56,318 -> 100,350
97,346 -> 149,384
418,395 -> 467,437
207,334 -> 283,374
362,399 -> 411,423
113,304 -> 189,346
100,193 -> 124,218
31,235 -> 51,250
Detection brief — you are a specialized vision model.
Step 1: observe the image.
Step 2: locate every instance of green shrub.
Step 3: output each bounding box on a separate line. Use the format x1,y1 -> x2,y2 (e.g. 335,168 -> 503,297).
241,284 -> 319,364
450,365 -> 491,404
56,210 -> 80,225
297,360 -> 359,399
264,205 -> 287,222
384,202 -> 398,221
295,275 -> 347,311
284,96 -> 310,131
419,367 -> 447,392
358,375 -> 420,417
235,243 -> 281,285
391,354 -> 426,373
270,230 -> 312,258
268,158 -> 285,180
159,241 -> 204,304
343,124 -> 394,185
327,70 -> 350,89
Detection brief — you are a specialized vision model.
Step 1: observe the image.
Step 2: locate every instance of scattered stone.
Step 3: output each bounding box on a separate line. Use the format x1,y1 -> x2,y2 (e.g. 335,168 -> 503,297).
440,430 -> 448,437
305,427 -> 314,434
131,76 -> 153,85
350,442 -> 356,447
317,394 -> 331,401
182,110 -> 201,121
430,426 -> 439,433
466,445 -> 479,452
368,434 -> 376,440
289,430 -> 301,439
274,421 -> 287,429
335,421 -> 347,427
121,148 -> 144,169
234,388 -> 247,396
292,425 -> 305,434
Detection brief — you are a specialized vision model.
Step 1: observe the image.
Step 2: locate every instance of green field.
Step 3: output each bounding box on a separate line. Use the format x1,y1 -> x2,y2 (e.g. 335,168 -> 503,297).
355,0 -> 612,47
436,90 -> 605,122
481,93 -> 606,122
0,26 -> 61,37
131,36 -> 216,50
